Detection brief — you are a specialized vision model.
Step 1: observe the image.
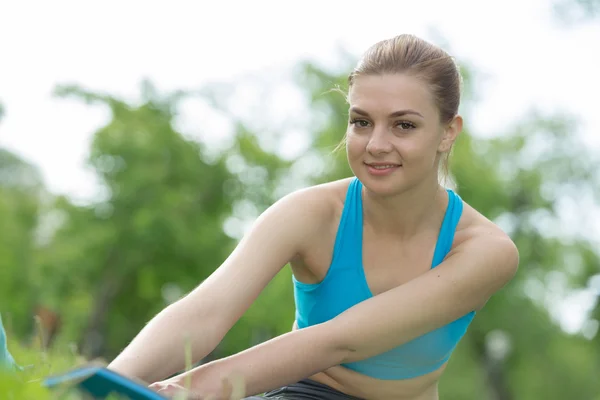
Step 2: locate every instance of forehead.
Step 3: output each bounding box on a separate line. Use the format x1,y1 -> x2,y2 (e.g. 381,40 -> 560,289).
348,74 -> 437,118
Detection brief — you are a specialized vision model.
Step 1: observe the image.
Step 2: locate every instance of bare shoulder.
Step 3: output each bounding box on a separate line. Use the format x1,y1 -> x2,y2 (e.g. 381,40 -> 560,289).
452,199 -> 519,274
268,178 -> 351,236
276,178 -> 349,214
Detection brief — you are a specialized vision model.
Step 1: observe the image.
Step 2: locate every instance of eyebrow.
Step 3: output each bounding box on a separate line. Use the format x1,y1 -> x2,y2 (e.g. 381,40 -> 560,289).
349,107 -> 424,119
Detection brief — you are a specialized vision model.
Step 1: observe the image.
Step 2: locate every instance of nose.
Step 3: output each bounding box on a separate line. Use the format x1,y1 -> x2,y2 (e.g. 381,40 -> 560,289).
366,128 -> 393,155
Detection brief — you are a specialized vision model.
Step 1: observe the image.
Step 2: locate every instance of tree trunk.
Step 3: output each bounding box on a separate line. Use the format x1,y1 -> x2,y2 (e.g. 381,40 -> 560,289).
471,332 -> 514,400
80,249 -> 122,360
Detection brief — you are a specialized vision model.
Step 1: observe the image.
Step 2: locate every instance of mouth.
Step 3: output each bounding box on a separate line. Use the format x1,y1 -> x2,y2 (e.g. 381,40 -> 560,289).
364,162 -> 402,170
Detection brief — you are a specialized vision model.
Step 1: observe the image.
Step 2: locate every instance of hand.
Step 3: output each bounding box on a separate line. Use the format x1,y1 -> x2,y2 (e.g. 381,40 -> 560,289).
149,378 -> 200,400
149,373 -> 245,400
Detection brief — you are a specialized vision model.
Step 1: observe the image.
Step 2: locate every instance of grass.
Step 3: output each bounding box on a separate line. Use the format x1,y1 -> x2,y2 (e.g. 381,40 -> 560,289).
1,339 -> 89,399
1,323 -> 248,399
1,316 -> 135,400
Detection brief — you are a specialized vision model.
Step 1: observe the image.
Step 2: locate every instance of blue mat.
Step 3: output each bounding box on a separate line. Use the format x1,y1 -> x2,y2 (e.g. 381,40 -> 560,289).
44,364 -> 167,399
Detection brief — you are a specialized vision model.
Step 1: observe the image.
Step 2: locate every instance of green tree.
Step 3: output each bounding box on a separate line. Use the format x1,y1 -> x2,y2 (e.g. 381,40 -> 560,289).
0,104 -> 45,338
36,82 -> 241,359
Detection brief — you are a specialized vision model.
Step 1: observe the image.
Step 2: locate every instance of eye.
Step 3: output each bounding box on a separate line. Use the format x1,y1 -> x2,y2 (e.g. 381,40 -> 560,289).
396,121 -> 416,130
349,118 -> 371,128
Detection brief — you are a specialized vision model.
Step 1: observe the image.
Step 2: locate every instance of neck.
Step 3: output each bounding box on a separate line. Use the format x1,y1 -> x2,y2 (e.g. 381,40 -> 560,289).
361,175 -> 448,238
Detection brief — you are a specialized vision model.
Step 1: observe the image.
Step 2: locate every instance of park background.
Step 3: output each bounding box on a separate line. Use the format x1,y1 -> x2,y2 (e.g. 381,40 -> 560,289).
1,0 -> 600,398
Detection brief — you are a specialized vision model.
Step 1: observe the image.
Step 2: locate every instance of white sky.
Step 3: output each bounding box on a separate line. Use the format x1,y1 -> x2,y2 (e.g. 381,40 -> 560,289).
1,0 -> 599,332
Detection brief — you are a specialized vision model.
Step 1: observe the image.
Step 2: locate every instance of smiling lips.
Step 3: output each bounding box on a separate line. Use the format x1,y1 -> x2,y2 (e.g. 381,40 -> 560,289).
364,162 -> 402,176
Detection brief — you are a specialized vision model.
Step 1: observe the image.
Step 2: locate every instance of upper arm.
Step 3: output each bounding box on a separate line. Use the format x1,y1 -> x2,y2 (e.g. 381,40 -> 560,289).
182,187 -> 332,335
331,231 -> 519,362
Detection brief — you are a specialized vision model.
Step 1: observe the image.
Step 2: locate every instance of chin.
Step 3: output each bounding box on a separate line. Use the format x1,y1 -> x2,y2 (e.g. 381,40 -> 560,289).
354,170 -> 413,198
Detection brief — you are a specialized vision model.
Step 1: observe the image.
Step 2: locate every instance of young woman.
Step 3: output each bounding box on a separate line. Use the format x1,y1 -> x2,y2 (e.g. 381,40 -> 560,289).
108,34 -> 519,400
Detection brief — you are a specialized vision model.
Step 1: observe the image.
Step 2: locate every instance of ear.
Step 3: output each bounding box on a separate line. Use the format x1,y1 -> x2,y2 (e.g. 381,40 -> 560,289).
438,115 -> 463,153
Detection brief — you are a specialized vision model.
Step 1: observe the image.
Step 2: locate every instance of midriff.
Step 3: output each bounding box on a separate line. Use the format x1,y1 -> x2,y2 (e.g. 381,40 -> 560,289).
306,363 -> 445,400
291,322 -> 444,400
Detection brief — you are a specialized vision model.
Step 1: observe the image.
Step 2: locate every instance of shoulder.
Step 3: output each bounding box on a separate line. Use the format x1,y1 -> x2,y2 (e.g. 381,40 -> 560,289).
274,178 -> 350,212
263,178 -> 352,234
217,180 -> 352,276
452,199 -> 519,278
436,198 -> 519,310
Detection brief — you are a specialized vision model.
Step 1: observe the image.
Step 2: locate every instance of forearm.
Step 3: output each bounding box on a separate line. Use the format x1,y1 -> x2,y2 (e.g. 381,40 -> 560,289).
108,298 -> 224,383
184,323 -> 347,396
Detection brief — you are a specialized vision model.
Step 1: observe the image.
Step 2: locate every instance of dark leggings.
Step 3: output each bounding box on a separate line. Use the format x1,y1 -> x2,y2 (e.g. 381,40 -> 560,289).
244,379 -> 364,399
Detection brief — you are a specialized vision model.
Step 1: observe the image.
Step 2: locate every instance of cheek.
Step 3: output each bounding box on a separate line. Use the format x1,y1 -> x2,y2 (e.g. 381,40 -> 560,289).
399,137 -> 425,155
345,133 -> 365,155
401,136 -> 439,164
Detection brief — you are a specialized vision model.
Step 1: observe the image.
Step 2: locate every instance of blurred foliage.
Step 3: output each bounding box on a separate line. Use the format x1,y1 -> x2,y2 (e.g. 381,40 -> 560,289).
0,335 -> 133,399
0,149 -> 44,337
40,81 -> 242,360
2,18 -> 600,400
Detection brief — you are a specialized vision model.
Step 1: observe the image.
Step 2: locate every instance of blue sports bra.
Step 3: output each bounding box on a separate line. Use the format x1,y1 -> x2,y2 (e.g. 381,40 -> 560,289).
293,177 -> 475,380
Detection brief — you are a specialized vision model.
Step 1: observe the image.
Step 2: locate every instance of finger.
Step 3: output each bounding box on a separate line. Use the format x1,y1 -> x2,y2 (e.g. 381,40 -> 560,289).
153,385 -> 182,398
148,382 -> 166,391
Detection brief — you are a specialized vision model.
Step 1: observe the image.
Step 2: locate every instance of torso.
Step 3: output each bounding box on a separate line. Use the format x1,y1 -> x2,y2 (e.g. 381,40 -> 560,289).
289,178 -> 495,400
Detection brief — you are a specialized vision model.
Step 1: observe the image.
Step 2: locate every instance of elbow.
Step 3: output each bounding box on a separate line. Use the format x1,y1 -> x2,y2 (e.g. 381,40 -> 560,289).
502,241 -> 519,277
494,241 -> 520,292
